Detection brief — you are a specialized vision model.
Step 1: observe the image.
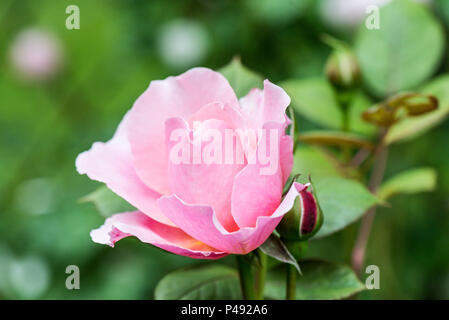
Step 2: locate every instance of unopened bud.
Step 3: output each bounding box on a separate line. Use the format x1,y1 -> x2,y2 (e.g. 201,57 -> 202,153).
325,47 -> 360,89
278,182 -> 322,241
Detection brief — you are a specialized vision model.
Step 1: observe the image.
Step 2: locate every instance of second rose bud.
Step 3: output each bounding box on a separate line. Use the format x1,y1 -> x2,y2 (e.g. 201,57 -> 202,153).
277,182 -> 323,242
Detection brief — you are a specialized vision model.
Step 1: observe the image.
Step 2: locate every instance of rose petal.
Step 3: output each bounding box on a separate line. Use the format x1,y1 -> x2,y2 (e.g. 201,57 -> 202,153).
240,80 -> 291,130
280,131 -> 294,185
158,182 -> 304,254
231,121 -> 291,228
188,101 -> 244,129
91,211 -> 226,259
239,82 -> 293,185
127,68 -> 239,195
76,112 -> 174,226
165,117 -> 244,231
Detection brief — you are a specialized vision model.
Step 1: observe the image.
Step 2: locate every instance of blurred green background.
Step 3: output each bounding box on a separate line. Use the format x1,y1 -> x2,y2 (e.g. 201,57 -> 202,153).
0,0 -> 448,299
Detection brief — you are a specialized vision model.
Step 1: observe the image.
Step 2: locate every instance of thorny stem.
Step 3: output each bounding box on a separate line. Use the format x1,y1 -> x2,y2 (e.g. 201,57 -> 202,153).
351,129 -> 389,277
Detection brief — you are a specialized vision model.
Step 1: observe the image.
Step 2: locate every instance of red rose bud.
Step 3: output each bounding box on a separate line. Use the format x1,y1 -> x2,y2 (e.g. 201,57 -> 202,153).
278,182 -> 322,241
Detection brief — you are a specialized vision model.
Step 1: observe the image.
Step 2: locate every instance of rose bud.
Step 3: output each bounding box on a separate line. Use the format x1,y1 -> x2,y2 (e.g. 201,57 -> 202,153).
325,46 -> 360,89
277,182 -> 322,241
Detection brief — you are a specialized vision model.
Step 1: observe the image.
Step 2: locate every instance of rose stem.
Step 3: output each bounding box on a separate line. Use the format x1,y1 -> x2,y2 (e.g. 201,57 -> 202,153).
255,250 -> 267,300
236,255 -> 256,300
351,128 -> 389,276
286,264 -> 296,300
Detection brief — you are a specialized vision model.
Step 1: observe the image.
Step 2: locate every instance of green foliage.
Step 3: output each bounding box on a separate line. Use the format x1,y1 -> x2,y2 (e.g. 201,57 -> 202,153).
260,234 -> 300,273
313,177 -> 379,238
378,168 -> 437,201
80,186 -> 135,217
155,264 -> 242,300
435,0 -> 449,26
348,91 -> 376,136
0,245 -> 15,298
281,78 -> 343,129
355,0 -> 444,97
244,0 -> 312,25
219,58 -> 263,98
293,145 -> 343,180
265,260 -> 365,300
0,248 -> 50,300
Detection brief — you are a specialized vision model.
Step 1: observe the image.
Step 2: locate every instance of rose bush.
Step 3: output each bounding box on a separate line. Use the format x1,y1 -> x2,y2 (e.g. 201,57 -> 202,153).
76,67 -> 302,258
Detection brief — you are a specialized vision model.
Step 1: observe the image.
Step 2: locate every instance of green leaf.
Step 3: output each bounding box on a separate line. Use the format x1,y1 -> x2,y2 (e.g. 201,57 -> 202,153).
265,260 -> 365,300
293,145 -> 345,182
219,58 -> 263,98
355,0 -> 444,97
314,177 -> 379,238
80,186 -> 135,217
298,130 -> 374,150
244,0 -> 312,25
378,168 -> 437,201
155,264 -> 242,300
348,91 -> 377,136
260,234 -> 301,273
435,0 -> 449,26
281,78 -> 343,129
0,245 -> 14,298
386,75 -> 449,144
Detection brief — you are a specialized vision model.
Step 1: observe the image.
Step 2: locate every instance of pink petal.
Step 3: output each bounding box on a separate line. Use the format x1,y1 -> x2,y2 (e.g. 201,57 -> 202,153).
231,121 -> 290,229
280,130 -> 294,185
91,211 -> 227,259
239,80 -> 291,130
165,117 -> 245,232
262,80 -> 291,124
158,182 -> 304,254
239,82 -> 293,186
76,112 -> 174,226
188,101 -> 244,129
127,68 -> 239,196
239,88 -> 263,126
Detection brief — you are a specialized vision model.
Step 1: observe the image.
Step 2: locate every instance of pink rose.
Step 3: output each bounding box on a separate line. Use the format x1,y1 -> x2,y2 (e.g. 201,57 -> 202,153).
76,67 -> 303,259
